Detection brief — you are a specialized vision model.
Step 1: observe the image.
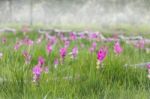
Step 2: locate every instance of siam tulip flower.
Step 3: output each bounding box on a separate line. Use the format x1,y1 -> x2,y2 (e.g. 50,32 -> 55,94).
80,33 -> 85,39
64,40 -> 70,48
135,39 -> 145,49
44,66 -> 49,73
114,41 -> 123,55
14,42 -> 21,51
46,43 -> 52,54
97,47 -> 108,62
49,36 -> 57,45
147,64 -> 150,79
97,46 -> 108,69
38,56 -> 45,66
54,58 -> 59,68
2,37 -> 6,44
89,33 -> 98,39
36,35 -> 43,44
105,38 -> 114,42
60,48 -> 67,62
23,38 -> 34,46
59,32 -> 65,41
71,47 -> 78,59
89,47 -> 95,53
92,42 -> 97,49
45,33 -> 51,40
32,64 -> 42,82
22,51 -> 32,64
89,42 -> 97,53
70,32 -> 76,40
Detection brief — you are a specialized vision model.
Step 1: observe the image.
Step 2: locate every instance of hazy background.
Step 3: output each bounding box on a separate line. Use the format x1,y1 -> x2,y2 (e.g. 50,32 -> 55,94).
0,0 -> 150,26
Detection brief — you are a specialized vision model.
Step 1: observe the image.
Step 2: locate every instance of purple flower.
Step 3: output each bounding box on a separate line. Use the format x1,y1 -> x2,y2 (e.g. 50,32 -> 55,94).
54,58 -> 59,68
44,66 -> 49,73
14,42 -> 21,51
135,39 -> 145,49
147,64 -> 150,69
36,35 -> 43,44
50,36 -> 57,45
89,42 -> 97,53
70,32 -> 76,40
22,38 -> 33,46
2,37 -> 6,44
80,33 -> 85,39
32,64 -> 42,75
64,40 -> 70,48
72,47 -> 78,59
60,48 -> 67,59
32,64 -> 42,82
46,43 -> 52,54
114,41 -> 123,55
97,47 -> 108,63
89,33 -> 98,39
38,56 -> 45,66
22,51 -> 32,64
92,42 -> 97,49
89,47 -> 95,53
147,64 -> 150,79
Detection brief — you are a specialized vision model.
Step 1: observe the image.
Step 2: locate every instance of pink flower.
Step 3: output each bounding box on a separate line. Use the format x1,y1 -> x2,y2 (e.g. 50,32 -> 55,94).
72,47 -> 78,59
60,48 -> 67,59
97,47 -> 108,63
89,42 -> 97,53
14,42 -> 21,51
32,64 -> 42,82
50,36 -> 57,45
54,58 -> 59,65
135,39 -> 145,49
147,64 -> 150,79
32,64 -> 42,75
22,51 -> 32,64
54,58 -> 59,68
70,32 -> 76,40
2,37 -> 6,44
114,41 -> 123,55
44,66 -> 49,73
22,38 -> 33,46
80,33 -> 85,39
36,35 -> 43,44
89,33 -> 98,39
38,56 -> 45,66
92,42 -> 97,49
64,40 -> 70,48
89,47 -> 95,53
46,43 -> 52,54
147,64 -> 150,69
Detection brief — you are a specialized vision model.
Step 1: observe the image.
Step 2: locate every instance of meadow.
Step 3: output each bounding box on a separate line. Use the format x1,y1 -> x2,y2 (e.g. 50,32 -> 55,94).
0,28 -> 150,99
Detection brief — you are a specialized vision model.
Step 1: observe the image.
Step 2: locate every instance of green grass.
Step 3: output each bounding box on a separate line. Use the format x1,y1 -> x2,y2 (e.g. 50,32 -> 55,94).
0,31 -> 150,99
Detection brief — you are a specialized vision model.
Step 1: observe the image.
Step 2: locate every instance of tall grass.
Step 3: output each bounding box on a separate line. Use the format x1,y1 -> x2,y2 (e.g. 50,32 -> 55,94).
0,31 -> 150,99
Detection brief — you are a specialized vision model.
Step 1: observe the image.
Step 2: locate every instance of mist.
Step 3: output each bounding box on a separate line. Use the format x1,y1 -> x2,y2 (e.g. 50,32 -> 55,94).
0,0 -> 150,26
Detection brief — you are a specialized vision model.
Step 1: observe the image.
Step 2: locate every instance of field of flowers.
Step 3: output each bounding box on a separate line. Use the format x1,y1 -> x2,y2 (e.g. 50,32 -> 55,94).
0,28 -> 150,99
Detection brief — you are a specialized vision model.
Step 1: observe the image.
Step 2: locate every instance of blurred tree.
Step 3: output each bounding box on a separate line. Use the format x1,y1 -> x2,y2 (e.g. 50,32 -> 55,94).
30,0 -> 33,25
8,0 -> 13,22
